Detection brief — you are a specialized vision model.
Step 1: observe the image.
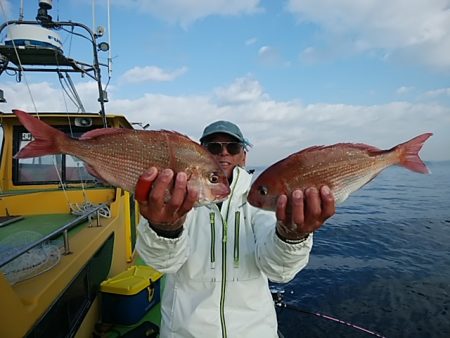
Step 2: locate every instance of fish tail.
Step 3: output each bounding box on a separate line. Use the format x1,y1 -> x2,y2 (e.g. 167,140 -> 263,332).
396,133 -> 433,174
13,109 -> 67,158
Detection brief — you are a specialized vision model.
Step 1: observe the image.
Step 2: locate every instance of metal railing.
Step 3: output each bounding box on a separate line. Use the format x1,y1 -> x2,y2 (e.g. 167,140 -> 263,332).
0,203 -> 108,268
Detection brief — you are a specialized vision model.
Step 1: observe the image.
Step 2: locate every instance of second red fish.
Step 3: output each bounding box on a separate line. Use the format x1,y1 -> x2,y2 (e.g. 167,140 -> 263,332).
248,133 -> 432,211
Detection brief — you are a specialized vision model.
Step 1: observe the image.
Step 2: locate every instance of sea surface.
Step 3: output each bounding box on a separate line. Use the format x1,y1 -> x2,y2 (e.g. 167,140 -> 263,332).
252,161 -> 450,338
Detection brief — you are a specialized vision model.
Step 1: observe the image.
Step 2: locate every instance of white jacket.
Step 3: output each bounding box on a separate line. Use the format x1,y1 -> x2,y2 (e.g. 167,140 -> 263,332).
136,166 -> 313,338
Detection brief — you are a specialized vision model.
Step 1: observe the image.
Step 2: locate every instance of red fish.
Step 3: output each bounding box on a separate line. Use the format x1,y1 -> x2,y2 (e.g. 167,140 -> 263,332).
13,109 -> 230,205
248,133 -> 432,211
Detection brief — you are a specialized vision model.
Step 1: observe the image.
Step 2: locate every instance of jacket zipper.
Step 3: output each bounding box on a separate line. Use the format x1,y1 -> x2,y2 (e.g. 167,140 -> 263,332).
219,169 -> 240,338
234,211 -> 240,268
209,212 -> 216,269
219,213 -> 228,338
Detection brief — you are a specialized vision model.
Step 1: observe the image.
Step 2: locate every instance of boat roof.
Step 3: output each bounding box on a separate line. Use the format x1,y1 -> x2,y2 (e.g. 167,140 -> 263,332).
0,111 -> 134,129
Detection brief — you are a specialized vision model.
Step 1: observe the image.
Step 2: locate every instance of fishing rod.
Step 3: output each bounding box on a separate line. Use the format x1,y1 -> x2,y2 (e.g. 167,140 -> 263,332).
272,291 -> 387,338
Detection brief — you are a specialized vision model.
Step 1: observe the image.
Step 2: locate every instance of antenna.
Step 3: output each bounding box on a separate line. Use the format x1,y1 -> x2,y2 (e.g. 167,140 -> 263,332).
19,0 -> 24,20
36,0 -> 53,23
107,0 -> 112,78
92,0 -> 96,34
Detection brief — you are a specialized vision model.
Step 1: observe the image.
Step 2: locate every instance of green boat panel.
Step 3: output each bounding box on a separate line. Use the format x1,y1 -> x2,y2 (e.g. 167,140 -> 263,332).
0,213 -> 83,241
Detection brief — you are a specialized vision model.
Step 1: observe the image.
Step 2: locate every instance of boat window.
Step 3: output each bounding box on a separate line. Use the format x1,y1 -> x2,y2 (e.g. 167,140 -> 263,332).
65,155 -> 94,181
13,127 -> 98,185
16,151 -> 63,182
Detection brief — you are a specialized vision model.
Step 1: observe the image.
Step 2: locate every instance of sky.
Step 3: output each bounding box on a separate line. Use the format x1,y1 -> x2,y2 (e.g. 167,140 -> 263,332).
0,0 -> 449,166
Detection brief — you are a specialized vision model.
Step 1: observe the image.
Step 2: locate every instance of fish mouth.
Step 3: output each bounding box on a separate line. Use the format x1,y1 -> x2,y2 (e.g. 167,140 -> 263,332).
247,197 -> 261,208
207,181 -> 230,204
247,190 -> 267,209
248,200 -> 260,207
247,191 -> 257,206
195,184 -> 230,206
215,183 -> 231,200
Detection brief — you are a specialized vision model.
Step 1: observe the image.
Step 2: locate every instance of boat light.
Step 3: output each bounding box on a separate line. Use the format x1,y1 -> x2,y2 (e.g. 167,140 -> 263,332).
98,42 -> 110,52
75,117 -> 92,127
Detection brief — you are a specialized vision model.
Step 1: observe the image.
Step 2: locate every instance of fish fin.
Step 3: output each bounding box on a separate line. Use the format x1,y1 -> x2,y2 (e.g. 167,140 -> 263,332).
397,133 -> 433,174
294,143 -> 382,157
323,143 -> 382,155
80,128 -> 133,140
350,143 -> 382,154
160,129 -> 196,143
134,170 -> 156,202
288,145 -> 325,158
13,109 -> 67,158
135,180 -> 152,202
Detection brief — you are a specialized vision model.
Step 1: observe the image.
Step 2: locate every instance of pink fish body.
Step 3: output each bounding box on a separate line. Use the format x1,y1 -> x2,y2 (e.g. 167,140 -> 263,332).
248,133 -> 432,211
13,109 -> 230,205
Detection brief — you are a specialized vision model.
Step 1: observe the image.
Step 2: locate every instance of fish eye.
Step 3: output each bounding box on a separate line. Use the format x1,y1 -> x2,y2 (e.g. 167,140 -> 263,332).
209,173 -> 219,184
258,186 -> 268,196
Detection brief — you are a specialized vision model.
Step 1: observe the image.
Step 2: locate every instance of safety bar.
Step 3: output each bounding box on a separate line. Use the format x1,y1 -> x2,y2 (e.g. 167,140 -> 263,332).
0,203 -> 108,268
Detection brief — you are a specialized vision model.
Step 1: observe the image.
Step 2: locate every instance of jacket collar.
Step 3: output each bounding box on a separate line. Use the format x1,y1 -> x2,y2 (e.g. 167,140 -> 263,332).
229,166 -> 253,197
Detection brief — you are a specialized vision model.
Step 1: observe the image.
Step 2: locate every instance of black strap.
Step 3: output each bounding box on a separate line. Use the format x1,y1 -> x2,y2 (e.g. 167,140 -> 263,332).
148,222 -> 183,239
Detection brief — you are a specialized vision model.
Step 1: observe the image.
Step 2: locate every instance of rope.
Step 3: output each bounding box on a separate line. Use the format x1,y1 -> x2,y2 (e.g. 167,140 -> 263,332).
0,231 -> 60,285
70,201 -> 111,219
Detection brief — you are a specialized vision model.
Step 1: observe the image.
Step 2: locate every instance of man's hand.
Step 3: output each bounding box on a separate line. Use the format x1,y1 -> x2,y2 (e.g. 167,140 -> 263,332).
135,167 -> 198,231
275,186 -> 335,241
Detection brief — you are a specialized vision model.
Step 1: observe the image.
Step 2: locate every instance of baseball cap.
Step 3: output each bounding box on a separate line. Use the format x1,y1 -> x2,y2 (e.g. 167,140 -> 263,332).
200,120 -> 252,150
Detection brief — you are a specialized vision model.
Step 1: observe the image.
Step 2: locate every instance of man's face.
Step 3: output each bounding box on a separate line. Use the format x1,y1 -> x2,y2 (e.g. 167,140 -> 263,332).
203,133 -> 246,180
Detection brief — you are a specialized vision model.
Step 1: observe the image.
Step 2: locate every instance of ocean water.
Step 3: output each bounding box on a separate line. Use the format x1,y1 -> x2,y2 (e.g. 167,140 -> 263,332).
257,161 -> 450,338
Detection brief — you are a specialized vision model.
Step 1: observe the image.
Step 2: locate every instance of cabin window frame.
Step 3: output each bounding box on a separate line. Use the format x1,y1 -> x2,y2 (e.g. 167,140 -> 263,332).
12,125 -> 100,186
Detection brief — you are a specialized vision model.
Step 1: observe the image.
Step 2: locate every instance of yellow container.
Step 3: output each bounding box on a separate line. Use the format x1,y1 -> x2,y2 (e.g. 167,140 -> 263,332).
100,265 -> 163,325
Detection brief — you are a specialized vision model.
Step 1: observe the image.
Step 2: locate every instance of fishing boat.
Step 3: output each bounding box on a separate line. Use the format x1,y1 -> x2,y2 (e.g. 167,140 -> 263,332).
0,3 -> 393,338
0,2 -> 161,337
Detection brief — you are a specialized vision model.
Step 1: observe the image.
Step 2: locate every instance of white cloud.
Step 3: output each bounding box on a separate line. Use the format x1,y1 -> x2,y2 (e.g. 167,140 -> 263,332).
111,78 -> 450,164
3,77 -> 448,165
258,46 -> 272,56
120,66 -> 187,83
258,45 -> 286,66
0,80 -> 101,113
396,86 -> 414,95
213,76 -> 266,104
114,0 -> 263,27
423,87 -> 450,98
245,37 -> 257,46
287,0 -> 450,69
0,0 -> 12,18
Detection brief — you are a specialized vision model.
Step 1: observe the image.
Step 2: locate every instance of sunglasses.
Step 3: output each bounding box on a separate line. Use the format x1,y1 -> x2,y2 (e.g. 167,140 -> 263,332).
204,142 -> 243,155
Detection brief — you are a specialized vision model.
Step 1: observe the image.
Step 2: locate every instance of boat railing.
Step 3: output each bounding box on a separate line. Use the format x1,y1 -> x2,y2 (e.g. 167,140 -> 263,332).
0,202 -> 108,269
0,17 -> 109,125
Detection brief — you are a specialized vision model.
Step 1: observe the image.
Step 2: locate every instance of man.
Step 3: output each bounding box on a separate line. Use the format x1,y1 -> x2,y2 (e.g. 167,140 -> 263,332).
136,121 -> 335,338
